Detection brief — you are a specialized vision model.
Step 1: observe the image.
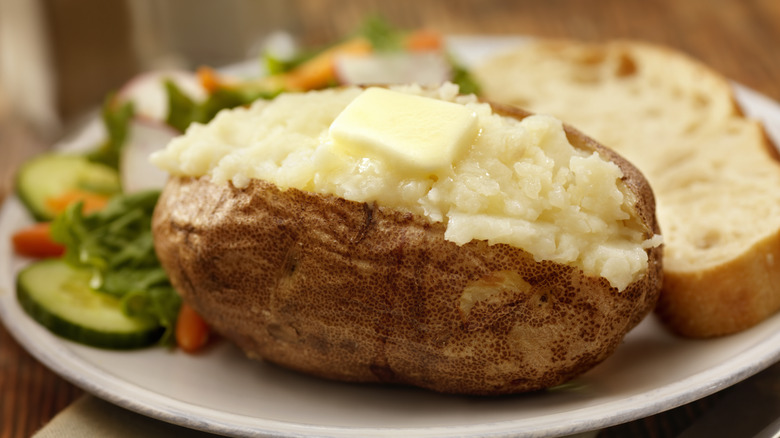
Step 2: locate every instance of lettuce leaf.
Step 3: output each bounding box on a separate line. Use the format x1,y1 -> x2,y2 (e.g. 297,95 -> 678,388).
357,15 -> 404,51
165,79 -> 280,133
86,95 -> 135,170
450,59 -> 481,95
51,190 -> 180,345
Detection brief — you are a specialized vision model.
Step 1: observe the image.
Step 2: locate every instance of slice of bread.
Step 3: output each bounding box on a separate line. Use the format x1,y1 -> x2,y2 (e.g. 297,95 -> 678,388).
474,40 -> 780,337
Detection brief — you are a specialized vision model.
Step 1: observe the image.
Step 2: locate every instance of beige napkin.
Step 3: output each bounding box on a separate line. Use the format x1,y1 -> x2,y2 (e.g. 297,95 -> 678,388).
34,394 -> 599,438
33,395 -> 216,438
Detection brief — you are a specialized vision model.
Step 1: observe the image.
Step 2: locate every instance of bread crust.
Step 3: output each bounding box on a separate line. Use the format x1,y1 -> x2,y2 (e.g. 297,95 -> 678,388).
656,230 -> 780,337
152,105 -> 662,395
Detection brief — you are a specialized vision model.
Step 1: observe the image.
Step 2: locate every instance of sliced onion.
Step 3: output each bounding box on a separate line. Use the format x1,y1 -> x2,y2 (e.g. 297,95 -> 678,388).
117,70 -> 206,122
334,52 -> 452,87
120,118 -> 178,193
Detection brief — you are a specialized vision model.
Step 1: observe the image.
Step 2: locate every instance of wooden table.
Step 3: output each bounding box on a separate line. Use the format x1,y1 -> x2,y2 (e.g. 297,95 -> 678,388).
1,0 -> 779,436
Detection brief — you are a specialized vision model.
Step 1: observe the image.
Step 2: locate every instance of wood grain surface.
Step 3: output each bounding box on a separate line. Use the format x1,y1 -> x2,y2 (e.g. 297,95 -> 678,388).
1,0 -> 778,437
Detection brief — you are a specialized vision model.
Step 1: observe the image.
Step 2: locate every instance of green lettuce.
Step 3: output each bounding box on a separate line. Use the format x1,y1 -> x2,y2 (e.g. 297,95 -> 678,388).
165,79 -> 281,133
50,190 -> 180,345
86,95 -> 135,170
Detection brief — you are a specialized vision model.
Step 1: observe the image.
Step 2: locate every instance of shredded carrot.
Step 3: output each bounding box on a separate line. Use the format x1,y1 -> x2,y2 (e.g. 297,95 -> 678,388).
12,222 -> 65,258
197,66 -> 222,94
45,190 -> 109,215
283,37 -> 373,90
175,302 -> 211,354
404,29 -> 443,51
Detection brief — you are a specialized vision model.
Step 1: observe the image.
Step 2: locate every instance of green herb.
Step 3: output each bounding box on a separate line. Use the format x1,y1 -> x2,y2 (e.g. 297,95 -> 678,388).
200,86 -> 281,122
263,51 -> 291,75
263,50 -> 312,75
86,95 -> 134,170
450,59 -> 482,95
357,15 -> 404,51
164,80 -> 200,133
165,79 -> 281,133
50,190 -> 181,345
357,16 -> 483,94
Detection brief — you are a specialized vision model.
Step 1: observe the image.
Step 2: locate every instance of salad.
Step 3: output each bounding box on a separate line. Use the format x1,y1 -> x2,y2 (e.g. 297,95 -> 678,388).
9,18 -> 481,353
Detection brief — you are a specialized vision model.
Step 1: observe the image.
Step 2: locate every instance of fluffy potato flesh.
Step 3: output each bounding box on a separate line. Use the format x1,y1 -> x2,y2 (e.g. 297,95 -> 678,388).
151,87 -> 662,395
152,85 -> 658,290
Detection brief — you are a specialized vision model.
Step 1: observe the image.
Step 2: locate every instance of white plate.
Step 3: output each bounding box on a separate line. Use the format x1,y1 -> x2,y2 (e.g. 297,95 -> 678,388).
2,37 -> 780,438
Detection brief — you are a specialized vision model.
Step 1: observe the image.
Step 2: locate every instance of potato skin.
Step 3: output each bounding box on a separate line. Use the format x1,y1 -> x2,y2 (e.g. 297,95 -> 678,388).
152,105 -> 662,395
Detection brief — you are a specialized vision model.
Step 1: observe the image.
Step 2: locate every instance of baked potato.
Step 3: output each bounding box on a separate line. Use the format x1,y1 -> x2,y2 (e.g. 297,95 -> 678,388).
151,85 -> 663,395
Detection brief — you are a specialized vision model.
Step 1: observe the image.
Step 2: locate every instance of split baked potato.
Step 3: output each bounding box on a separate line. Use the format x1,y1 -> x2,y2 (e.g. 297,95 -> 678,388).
151,85 -> 662,395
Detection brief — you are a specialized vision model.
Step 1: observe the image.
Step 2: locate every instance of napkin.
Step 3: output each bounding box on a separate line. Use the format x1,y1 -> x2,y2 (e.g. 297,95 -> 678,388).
33,395 -> 215,438
33,394 -> 600,438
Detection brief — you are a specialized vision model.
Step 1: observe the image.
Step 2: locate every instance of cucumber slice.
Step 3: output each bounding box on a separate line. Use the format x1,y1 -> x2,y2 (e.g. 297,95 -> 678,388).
16,259 -> 163,349
15,153 -> 121,221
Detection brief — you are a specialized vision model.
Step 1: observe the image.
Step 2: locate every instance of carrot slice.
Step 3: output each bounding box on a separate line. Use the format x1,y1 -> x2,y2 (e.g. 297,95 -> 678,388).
404,29 -> 443,51
46,190 -> 109,215
283,37 -> 373,90
12,222 -> 65,258
197,66 -> 221,94
175,302 -> 211,353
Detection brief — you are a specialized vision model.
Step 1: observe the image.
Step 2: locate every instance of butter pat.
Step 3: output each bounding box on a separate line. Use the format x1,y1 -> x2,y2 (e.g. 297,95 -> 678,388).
329,87 -> 479,174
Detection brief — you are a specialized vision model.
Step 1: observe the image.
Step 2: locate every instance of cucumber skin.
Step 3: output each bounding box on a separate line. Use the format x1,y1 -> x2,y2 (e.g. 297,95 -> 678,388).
14,153 -> 120,222
16,260 -> 163,350
14,155 -> 62,222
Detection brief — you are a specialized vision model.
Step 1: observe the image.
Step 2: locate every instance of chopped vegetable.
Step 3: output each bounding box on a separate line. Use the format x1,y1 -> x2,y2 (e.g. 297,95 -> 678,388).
50,191 -> 181,345
175,302 -> 211,353
165,73 -> 282,132
404,29 -> 444,52
17,259 -> 163,349
358,15 -> 405,51
86,95 -> 135,170
162,17 -> 481,132
196,66 -> 221,94
117,70 -> 206,122
15,153 -> 120,222
164,79 -> 200,132
282,37 -> 373,91
12,223 -> 65,258
120,119 -> 178,193
46,189 -> 109,216
450,60 -> 482,95
334,52 -> 452,86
